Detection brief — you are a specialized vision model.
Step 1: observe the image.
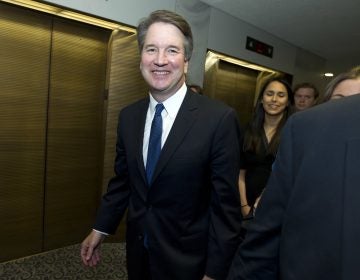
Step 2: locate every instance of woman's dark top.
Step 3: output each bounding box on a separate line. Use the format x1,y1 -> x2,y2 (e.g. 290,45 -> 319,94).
241,128 -> 276,207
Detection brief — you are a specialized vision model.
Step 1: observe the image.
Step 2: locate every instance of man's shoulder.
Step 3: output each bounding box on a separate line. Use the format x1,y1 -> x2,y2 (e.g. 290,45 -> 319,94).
293,94 -> 360,122
191,93 -> 234,114
287,94 -> 360,141
120,98 -> 148,114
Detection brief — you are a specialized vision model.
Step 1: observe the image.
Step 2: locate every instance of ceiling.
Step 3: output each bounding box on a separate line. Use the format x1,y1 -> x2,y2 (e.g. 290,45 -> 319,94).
200,0 -> 360,70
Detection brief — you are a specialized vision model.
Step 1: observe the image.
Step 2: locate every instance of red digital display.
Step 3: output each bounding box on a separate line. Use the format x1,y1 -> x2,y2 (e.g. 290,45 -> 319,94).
246,37 -> 273,58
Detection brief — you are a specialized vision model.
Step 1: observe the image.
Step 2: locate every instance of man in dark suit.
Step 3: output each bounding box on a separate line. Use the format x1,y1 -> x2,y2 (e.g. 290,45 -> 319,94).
81,10 -> 242,280
227,94 -> 360,280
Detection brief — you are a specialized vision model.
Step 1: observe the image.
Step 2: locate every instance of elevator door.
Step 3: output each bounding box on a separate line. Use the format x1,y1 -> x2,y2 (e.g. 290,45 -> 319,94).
204,58 -> 258,127
0,3 -> 51,261
0,3 -> 110,261
44,18 -> 110,250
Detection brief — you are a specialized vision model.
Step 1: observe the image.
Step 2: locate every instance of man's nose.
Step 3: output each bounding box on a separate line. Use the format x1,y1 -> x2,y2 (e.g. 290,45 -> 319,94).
154,50 -> 168,65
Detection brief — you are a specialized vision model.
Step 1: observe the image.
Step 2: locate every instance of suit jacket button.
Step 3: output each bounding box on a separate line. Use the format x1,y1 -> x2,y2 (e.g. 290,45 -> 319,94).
138,234 -> 143,240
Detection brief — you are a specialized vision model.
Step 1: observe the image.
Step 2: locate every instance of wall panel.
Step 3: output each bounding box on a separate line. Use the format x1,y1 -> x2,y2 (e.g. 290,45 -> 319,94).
102,32 -> 148,242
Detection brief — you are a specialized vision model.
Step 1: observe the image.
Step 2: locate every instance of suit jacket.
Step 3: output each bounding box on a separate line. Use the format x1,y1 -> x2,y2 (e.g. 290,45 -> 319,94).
227,94 -> 360,280
94,89 -> 243,280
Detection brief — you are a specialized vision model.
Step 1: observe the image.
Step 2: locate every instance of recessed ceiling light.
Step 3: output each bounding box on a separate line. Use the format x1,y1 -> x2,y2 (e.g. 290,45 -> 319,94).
324,73 -> 334,77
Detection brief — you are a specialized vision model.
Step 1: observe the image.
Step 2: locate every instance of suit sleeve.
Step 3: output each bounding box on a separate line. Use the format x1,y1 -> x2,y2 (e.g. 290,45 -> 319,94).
227,116 -> 295,280
205,108 -> 243,279
93,111 -> 130,234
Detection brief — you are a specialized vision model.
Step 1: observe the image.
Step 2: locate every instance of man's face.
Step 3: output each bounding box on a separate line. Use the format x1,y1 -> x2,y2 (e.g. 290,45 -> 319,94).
140,22 -> 188,100
294,88 -> 316,111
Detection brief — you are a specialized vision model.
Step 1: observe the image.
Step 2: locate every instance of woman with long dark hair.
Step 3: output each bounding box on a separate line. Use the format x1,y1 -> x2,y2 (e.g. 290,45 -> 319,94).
239,77 -> 293,218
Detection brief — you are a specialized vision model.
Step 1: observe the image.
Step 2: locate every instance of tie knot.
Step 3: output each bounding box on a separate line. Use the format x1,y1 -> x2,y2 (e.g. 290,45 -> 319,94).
155,103 -> 164,116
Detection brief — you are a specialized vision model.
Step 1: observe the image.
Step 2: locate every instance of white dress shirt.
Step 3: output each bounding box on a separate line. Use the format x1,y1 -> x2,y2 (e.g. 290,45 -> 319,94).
143,83 -> 187,167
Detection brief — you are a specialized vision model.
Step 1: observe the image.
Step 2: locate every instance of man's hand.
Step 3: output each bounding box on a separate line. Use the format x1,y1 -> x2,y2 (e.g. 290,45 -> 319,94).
80,230 -> 105,266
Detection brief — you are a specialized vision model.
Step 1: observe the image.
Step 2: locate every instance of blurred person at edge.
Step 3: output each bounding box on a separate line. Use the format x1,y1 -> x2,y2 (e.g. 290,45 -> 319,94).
318,65 -> 360,103
80,9 -> 242,280
227,93 -> 360,280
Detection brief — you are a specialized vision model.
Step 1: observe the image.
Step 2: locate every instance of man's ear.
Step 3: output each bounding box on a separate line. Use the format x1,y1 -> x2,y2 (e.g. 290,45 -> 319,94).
184,60 -> 189,74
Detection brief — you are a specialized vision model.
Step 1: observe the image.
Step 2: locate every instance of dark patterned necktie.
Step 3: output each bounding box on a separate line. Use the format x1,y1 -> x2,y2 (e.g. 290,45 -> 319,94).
146,103 -> 164,183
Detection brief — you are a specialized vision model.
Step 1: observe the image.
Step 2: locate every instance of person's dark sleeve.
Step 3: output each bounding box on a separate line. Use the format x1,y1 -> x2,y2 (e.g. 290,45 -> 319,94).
227,117 -> 295,280
205,108 -> 243,279
93,111 -> 130,234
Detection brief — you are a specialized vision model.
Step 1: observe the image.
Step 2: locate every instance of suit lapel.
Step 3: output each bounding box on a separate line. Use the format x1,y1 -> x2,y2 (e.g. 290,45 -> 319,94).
134,98 -> 150,186
151,91 -> 198,184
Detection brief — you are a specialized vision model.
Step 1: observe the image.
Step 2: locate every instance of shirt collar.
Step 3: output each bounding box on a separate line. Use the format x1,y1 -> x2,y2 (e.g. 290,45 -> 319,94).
148,83 -> 187,119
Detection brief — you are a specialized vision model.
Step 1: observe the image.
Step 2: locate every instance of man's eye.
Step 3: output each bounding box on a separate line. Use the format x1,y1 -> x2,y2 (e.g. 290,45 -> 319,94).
167,48 -> 179,55
145,48 -> 157,54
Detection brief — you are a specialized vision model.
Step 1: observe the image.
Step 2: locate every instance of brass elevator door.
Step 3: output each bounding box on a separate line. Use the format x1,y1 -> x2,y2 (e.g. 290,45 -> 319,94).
44,18 -> 110,250
0,3 -> 51,261
0,3 -> 110,261
204,59 -> 258,127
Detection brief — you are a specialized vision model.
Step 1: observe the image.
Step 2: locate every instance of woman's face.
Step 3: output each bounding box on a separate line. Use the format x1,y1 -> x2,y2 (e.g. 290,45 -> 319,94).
262,81 -> 289,116
331,78 -> 360,100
